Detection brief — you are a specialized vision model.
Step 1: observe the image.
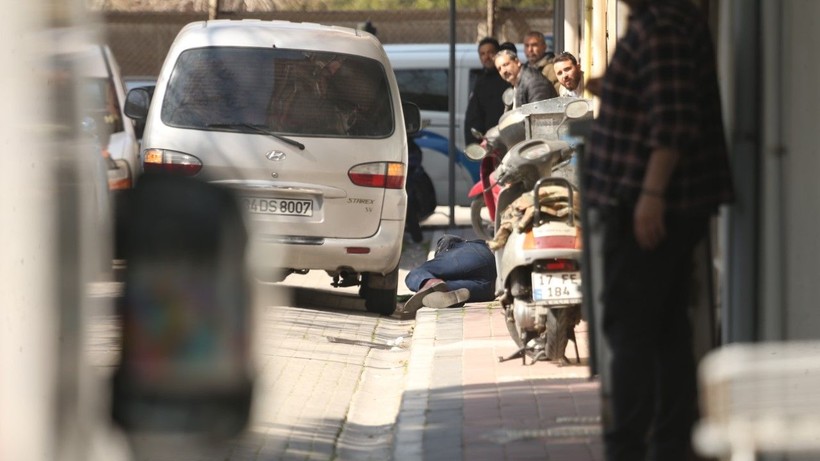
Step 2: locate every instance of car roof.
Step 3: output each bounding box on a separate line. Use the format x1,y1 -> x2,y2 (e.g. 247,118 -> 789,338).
382,43 -> 481,54
382,43 -> 481,68
381,42 -> 524,68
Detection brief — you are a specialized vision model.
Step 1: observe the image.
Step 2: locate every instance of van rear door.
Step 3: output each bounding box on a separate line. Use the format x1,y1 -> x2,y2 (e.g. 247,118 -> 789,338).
155,46 -> 400,240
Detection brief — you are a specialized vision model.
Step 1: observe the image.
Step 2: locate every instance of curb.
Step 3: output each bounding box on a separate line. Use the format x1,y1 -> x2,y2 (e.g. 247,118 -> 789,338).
392,307 -> 437,461
393,228 -> 444,460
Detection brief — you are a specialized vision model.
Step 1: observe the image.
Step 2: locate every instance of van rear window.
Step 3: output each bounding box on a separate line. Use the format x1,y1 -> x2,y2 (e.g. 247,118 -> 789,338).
161,47 -> 394,138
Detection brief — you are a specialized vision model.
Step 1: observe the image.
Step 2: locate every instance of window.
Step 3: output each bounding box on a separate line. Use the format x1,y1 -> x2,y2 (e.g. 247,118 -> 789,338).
161,47 -> 394,138
394,69 -> 448,112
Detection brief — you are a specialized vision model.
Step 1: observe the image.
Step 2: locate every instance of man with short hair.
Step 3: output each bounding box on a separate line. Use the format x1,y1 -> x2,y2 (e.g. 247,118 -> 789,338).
494,49 -> 556,109
553,52 -> 585,97
464,37 -> 510,144
522,30 -> 562,95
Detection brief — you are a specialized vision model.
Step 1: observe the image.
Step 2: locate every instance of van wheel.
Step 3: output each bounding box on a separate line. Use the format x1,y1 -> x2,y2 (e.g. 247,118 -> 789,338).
360,266 -> 399,315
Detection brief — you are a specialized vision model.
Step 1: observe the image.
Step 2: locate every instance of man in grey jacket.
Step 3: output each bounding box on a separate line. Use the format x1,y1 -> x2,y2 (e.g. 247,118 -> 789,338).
494,49 -> 557,108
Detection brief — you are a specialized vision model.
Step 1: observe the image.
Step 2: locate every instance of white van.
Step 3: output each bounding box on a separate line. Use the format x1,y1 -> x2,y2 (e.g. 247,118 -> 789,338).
384,43 -> 519,207
125,20 -> 420,315
384,43 -> 480,207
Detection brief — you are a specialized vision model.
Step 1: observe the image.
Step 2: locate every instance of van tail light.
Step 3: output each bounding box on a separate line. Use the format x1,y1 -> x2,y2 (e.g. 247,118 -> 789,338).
143,148 -> 203,176
107,158 -> 133,190
348,162 -> 405,189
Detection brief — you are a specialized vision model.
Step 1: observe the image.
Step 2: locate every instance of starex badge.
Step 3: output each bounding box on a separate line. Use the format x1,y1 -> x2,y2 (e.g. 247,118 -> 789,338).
266,150 -> 286,161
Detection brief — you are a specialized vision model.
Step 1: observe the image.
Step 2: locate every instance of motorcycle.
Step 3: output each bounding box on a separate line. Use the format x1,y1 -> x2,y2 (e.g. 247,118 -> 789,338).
465,100 -> 529,240
464,97 -> 592,365
466,126 -> 503,240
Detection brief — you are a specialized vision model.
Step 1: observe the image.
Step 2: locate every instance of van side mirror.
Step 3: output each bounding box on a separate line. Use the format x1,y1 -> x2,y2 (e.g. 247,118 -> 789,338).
124,87 -> 153,121
402,101 -> 421,136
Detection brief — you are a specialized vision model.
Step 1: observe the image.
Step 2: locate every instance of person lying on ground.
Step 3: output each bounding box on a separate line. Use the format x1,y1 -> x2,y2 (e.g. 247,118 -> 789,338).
402,234 -> 497,314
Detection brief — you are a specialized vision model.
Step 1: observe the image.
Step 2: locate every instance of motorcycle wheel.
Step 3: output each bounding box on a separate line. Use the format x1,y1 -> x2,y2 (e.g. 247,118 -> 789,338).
545,305 -> 582,363
470,197 -> 494,240
359,266 -> 399,315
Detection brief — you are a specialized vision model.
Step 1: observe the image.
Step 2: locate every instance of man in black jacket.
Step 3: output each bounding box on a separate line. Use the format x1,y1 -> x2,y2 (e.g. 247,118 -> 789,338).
464,37 -> 510,144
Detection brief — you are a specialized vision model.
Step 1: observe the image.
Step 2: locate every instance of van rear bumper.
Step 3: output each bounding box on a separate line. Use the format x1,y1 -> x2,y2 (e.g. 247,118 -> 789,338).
247,219 -> 404,277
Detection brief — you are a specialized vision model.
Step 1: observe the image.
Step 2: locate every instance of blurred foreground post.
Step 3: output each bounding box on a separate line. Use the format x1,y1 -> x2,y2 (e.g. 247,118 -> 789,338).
112,174 -> 253,437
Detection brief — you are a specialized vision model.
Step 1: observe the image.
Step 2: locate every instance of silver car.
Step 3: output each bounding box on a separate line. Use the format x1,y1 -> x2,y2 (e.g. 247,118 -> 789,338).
125,20 -> 420,315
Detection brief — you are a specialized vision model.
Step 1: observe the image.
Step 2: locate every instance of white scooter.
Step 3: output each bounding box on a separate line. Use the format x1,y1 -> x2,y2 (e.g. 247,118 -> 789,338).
465,97 -> 592,365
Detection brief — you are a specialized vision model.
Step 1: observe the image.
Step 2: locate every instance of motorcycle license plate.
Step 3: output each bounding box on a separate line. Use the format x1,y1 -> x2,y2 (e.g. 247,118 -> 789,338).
242,197 -> 313,217
532,272 -> 582,305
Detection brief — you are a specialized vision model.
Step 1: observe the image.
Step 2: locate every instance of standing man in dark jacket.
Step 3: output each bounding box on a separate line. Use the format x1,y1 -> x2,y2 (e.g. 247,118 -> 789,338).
464,37 -> 510,144
494,49 -> 557,108
584,1 -> 734,460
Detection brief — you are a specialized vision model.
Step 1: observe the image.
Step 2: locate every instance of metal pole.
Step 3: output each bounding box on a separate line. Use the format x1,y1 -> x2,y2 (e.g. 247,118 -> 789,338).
725,0 -> 761,343
487,0 -> 496,38
208,0 -> 219,20
554,0 -> 565,53
448,0 -> 456,228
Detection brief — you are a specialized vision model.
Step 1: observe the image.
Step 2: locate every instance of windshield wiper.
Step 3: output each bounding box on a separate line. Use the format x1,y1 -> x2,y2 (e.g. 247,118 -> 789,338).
207,123 -> 305,150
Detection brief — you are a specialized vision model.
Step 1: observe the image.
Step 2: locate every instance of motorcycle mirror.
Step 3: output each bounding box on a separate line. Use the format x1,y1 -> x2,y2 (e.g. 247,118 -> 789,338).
502,88 -> 514,108
556,99 -> 593,136
464,143 -> 487,161
565,99 -> 591,119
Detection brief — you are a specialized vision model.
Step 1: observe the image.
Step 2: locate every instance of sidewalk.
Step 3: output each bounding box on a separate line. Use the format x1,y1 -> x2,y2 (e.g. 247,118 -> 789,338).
394,213 -> 604,460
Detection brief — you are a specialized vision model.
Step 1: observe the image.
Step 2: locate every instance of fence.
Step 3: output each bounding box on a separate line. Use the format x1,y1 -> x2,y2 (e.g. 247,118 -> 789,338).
101,8 -> 552,76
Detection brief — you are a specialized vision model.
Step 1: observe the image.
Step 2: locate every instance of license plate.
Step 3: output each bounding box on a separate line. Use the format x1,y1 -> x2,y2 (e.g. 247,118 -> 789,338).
532,271 -> 582,305
242,197 -> 313,217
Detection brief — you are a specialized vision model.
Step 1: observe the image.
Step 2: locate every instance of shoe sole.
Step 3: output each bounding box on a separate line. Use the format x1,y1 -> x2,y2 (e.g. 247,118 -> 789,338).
422,288 -> 470,308
401,281 -> 448,315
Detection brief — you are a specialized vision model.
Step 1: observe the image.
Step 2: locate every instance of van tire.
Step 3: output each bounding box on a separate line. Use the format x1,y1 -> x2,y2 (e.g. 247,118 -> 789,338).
360,266 -> 399,315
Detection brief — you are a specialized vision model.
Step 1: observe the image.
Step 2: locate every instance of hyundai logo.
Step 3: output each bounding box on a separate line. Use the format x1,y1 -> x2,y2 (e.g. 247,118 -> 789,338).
266,150 -> 287,161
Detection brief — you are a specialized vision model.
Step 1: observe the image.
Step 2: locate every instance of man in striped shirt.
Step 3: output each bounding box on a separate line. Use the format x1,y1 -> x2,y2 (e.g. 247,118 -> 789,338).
583,0 -> 734,460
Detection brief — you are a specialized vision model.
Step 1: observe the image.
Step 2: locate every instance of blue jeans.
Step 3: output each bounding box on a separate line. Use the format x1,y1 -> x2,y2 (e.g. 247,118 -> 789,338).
404,239 -> 496,302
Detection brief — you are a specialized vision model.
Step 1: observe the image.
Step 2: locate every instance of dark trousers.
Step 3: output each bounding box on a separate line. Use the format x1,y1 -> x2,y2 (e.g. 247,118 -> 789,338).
600,207 -> 708,461
404,239 -> 496,302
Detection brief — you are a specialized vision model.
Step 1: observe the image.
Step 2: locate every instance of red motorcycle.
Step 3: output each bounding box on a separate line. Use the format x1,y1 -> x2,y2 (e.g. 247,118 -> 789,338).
467,151 -> 501,240
465,110 -> 526,240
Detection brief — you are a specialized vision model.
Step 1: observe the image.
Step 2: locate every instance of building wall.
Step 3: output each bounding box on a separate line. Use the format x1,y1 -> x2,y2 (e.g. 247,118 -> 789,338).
767,0 -> 820,340
723,0 -> 820,342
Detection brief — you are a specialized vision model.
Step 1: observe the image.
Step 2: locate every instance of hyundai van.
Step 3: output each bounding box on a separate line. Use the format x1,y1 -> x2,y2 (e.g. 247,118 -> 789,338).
125,20 -> 420,315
